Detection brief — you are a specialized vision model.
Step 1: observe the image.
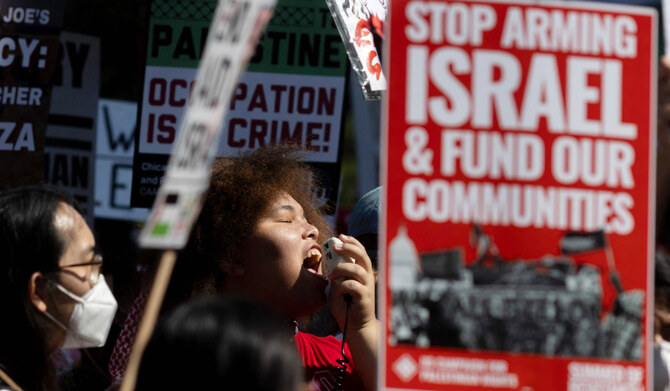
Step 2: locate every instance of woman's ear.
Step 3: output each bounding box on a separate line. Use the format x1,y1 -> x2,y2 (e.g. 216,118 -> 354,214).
29,272 -> 48,313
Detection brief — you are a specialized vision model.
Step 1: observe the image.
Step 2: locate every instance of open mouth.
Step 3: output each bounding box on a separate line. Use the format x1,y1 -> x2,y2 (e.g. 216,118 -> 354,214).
303,248 -> 325,278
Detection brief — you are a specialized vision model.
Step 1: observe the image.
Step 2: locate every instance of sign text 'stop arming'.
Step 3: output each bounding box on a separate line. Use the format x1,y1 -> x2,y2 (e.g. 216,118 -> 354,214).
405,4 -> 639,136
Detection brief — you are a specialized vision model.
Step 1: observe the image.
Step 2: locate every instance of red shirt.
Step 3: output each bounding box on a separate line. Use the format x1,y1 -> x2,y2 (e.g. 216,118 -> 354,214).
294,331 -> 366,391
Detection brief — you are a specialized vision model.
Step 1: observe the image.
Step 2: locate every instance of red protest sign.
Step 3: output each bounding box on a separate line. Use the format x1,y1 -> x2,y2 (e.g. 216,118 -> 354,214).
382,1 -> 657,390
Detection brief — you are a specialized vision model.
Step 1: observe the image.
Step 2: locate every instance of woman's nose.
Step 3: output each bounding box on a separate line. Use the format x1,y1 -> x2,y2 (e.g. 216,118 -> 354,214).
303,222 -> 319,240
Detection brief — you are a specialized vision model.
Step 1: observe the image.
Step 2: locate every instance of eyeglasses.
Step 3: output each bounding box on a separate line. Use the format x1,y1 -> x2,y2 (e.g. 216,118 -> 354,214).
59,254 -> 104,285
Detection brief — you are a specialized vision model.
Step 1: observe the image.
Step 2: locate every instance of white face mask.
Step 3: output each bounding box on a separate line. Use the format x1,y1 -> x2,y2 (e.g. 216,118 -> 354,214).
44,275 -> 118,349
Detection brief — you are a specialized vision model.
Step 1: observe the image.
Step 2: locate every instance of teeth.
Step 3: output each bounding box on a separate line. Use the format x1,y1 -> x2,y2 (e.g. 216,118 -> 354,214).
305,249 -> 322,262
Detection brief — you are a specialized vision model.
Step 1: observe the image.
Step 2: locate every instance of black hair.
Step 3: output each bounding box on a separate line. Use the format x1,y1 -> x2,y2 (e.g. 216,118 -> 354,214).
0,185 -> 79,391
136,296 -> 305,391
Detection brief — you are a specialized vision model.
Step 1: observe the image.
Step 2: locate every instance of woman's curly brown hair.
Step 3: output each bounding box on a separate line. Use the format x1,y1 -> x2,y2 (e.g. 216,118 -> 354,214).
164,146 -> 332,309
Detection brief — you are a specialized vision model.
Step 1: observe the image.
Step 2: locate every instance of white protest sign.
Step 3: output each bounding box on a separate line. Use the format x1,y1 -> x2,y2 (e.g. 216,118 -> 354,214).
326,0 -> 386,99
94,99 -> 149,221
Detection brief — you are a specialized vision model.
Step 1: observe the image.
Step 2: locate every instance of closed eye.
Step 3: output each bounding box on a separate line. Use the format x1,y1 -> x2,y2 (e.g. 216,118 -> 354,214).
269,204 -> 301,224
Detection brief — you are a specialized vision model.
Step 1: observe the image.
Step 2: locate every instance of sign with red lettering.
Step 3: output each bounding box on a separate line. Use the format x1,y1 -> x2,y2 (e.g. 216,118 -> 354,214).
131,0 -> 348,209
381,1 -> 656,390
139,0 -> 276,248
326,0 -> 387,100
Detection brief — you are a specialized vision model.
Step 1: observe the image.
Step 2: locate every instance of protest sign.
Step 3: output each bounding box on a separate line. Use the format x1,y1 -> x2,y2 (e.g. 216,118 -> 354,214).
381,1 -> 657,390
94,99 -> 149,221
44,32 -> 99,225
121,1 -> 277,389
326,0 -> 387,99
138,0 -> 277,248
0,0 -> 65,185
131,0 -> 348,217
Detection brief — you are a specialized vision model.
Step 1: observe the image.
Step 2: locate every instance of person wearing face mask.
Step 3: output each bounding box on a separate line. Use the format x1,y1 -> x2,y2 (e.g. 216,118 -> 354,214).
0,185 -> 118,391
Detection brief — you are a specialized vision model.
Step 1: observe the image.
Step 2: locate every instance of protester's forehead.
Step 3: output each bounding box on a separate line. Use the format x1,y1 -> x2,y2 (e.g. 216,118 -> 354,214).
53,202 -> 78,237
52,202 -> 96,265
267,192 -> 304,215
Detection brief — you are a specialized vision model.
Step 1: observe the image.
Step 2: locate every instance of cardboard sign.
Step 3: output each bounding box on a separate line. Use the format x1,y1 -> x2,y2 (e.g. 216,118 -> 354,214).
382,1 -> 657,390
